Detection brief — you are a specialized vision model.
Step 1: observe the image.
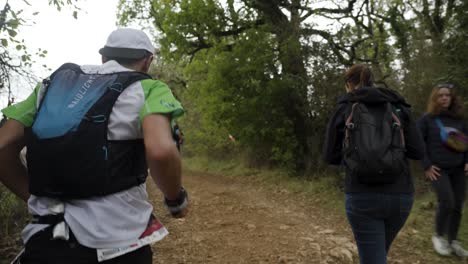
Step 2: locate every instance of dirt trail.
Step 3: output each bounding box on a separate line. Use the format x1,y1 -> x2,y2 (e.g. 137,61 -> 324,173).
148,170 -> 459,264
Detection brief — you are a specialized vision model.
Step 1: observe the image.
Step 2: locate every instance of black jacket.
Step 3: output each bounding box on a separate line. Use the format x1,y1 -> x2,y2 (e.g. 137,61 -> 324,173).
322,87 -> 426,193
417,113 -> 468,170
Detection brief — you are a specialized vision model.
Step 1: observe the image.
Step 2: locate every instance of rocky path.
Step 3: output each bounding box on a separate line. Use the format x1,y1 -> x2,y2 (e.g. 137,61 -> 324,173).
2,169 -> 464,263
148,170 -> 463,264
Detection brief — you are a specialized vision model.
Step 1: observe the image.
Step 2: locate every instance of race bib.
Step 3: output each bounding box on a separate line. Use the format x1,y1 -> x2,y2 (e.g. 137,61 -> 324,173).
96,217 -> 168,262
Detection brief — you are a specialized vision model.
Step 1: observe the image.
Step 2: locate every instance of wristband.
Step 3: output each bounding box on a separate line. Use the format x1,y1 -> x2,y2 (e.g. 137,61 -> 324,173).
164,188 -> 188,215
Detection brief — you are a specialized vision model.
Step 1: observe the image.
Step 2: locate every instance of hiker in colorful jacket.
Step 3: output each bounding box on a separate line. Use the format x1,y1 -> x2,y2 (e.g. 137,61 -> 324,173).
417,83 -> 468,257
323,64 -> 425,264
0,28 -> 189,264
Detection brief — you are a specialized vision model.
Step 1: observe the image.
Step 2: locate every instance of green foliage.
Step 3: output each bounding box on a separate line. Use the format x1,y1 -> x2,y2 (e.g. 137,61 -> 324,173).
182,28 -> 301,169
0,185 -> 28,238
119,0 -> 468,174
0,0 -> 79,102
119,0 -> 313,171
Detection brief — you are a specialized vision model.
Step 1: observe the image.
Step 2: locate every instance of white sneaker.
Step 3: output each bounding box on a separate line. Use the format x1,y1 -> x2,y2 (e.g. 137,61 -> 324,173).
451,240 -> 468,257
432,235 -> 452,256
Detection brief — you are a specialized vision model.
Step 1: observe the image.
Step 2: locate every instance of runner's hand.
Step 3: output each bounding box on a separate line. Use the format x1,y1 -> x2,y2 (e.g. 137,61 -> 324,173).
464,163 -> 468,176
425,165 -> 441,181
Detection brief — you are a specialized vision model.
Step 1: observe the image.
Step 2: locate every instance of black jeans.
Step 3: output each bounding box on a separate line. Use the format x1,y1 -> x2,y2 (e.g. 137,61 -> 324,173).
20,227 -> 153,264
345,193 -> 414,264
432,166 -> 466,242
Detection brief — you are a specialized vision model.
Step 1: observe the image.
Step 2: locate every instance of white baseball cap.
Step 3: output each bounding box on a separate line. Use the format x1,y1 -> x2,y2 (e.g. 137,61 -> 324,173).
99,28 -> 155,59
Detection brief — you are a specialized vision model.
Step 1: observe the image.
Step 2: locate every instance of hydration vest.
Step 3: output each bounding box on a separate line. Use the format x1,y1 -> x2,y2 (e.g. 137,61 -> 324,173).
26,63 -> 151,199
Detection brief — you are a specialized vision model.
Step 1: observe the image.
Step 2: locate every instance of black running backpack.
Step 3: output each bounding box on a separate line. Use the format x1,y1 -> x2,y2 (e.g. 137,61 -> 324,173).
343,102 -> 406,185
26,63 -> 151,199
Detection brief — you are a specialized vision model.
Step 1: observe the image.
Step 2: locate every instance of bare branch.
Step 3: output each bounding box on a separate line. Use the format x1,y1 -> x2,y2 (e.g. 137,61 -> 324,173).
301,27 -> 353,65
300,0 -> 357,21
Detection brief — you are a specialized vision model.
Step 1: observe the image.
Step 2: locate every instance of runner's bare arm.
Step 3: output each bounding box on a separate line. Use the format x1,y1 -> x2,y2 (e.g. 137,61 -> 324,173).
0,119 -> 29,201
143,114 -> 182,200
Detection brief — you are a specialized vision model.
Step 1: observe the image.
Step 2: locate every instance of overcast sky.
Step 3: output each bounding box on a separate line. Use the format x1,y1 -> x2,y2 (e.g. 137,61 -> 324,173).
1,0 -> 121,107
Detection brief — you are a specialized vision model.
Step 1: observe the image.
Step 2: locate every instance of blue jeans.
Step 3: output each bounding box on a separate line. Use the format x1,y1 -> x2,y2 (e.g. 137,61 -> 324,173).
345,193 -> 414,264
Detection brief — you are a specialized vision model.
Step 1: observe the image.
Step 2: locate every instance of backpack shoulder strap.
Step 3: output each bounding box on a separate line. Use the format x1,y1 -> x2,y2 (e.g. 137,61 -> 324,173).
434,117 -> 445,129
434,117 -> 449,141
387,102 -> 405,147
390,103 -> 402,119
83,71 -> 151,124
388,102 -> 402,125
345,102 -> 359,128
344,103 -> 359,144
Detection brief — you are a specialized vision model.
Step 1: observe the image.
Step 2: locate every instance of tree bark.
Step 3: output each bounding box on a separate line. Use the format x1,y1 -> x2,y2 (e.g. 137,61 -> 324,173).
253,0 -> 310,170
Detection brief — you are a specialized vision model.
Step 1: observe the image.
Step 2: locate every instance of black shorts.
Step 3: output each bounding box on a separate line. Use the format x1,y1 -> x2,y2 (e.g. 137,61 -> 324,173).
19,226 -> 153,264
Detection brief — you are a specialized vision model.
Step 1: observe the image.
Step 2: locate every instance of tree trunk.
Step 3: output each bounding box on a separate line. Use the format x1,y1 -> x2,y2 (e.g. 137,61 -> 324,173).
254,0 -> 310,170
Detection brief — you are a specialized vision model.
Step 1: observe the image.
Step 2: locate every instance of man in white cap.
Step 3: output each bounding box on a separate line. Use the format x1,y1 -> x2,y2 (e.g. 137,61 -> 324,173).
0,28 -> 188,263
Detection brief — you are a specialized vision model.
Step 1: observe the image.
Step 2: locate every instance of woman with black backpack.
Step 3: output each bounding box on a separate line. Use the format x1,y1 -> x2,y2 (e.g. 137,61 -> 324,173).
323,64 -> 425,264
417,83 -> 468,257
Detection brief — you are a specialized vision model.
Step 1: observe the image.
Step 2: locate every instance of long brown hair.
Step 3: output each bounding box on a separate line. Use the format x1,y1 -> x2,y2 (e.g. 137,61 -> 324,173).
344,64 -> 373,89
426,84 -> 463,118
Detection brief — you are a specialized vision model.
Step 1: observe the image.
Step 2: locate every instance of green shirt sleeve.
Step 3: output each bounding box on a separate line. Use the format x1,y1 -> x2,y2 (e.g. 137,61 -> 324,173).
1,84 -> 41,127
139,79 -> 184,123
